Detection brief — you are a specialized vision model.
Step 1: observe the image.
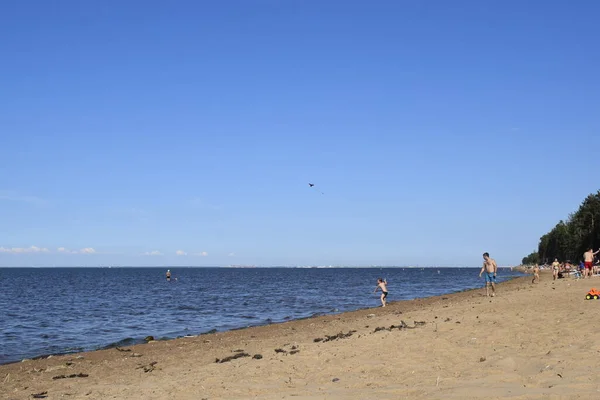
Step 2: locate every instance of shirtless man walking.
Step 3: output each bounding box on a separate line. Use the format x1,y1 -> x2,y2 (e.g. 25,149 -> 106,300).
583,248 -> 599,278
479,252 -> 498,297
374,278 -> 388,307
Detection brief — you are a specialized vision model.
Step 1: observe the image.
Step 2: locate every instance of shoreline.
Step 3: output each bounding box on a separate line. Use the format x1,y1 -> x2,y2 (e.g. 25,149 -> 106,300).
1,271 -> 524,366
7,271 -> 600,399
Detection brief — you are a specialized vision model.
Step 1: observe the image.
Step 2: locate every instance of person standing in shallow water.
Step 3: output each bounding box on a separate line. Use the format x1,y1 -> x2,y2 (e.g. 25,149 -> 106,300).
374,278 -> 388,307
479,252 -> 497,297
166,269 -> 171,281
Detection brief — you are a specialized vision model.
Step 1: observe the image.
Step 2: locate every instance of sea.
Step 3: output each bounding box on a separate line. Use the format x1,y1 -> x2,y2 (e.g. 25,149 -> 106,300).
0,267 -> 523,365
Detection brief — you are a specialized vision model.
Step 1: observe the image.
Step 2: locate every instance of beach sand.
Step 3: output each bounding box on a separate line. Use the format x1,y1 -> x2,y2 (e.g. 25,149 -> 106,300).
2,271 -> 600,399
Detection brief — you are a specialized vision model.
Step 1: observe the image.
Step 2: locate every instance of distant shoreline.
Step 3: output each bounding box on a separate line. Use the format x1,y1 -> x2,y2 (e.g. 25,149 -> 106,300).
0,265 -> 517,269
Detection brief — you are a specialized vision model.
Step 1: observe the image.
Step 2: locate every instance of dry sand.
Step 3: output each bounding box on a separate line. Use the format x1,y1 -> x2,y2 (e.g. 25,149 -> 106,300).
3,271 -> 600,400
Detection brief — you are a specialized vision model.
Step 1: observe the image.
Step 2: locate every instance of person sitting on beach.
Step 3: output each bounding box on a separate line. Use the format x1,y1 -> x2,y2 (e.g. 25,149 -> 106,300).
552,259 -> 560,281
479,252 -> 497,297
532,264 -> 540,284
583,249 -> 599,278
374,278 -> 388,307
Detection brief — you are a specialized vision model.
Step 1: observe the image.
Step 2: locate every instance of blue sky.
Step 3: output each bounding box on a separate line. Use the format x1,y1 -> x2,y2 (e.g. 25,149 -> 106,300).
1,0 -> 598,267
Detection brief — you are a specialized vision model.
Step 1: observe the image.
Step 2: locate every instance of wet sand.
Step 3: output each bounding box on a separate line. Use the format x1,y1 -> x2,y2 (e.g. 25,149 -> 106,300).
2,271 -> 600,399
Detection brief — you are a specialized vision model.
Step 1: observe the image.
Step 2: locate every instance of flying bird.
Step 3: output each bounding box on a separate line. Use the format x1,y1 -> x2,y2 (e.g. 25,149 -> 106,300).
308,183 -> 324,194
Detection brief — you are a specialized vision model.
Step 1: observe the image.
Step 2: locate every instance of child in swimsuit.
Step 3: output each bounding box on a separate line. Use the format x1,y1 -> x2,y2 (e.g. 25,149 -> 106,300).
532,264 -> 539,284
374,278 -> 388,307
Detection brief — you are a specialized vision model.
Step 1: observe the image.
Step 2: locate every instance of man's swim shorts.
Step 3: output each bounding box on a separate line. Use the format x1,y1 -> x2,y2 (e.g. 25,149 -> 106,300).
485,272 -> 496,283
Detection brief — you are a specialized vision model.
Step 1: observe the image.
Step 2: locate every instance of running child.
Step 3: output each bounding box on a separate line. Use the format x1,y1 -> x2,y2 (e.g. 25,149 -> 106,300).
374,278 -> 388,307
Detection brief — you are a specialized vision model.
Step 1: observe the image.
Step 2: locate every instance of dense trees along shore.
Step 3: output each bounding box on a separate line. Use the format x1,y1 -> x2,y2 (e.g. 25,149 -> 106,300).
522,190 -> 600,265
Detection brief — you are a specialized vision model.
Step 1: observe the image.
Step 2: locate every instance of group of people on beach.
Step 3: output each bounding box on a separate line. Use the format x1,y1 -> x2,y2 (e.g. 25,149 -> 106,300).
163,252 -> 502,309
530,248 -> 599,283
373,252 -> 500,307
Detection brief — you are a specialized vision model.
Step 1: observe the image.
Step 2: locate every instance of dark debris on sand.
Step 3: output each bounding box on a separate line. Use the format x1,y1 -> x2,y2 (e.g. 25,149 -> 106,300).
136,361 -> 158,372
313,330 -> 357,343
31,391 -> 48,399
274,347 -> 301,355
52,373 -> 89,380
215,353 -> 250,363
373,320 -> 426,333
273,343 -> 301,355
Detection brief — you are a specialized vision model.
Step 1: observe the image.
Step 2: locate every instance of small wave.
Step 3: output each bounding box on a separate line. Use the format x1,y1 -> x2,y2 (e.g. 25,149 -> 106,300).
100,337 -> 140,350
40,334 -> 59,339
63,347 -> 85,352
230,325 -> 252,331
177,305 -> 201,311
127,310 -> 147,316
240,315 -> 257,320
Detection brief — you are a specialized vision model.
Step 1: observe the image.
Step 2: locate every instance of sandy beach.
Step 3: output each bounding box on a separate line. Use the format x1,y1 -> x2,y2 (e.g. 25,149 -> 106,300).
2,271 -> 600,400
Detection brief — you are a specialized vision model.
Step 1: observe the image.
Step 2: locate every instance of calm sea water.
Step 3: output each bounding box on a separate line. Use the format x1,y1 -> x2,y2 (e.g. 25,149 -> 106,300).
0,267 -> 523,364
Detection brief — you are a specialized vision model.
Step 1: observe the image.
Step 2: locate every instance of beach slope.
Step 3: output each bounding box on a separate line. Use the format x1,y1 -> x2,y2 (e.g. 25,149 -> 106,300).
2,273 -> 600,400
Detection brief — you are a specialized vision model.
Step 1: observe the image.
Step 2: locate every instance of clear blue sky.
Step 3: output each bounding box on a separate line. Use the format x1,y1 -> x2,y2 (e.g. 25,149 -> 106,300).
1,0 -> 598,267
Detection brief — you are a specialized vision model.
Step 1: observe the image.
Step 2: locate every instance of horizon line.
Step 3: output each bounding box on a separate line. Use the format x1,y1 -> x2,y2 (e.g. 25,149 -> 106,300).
0,265 -> 516,269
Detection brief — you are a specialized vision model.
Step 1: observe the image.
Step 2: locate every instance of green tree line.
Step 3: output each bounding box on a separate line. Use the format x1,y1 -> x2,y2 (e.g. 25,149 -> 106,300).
522,190 -> 600,265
